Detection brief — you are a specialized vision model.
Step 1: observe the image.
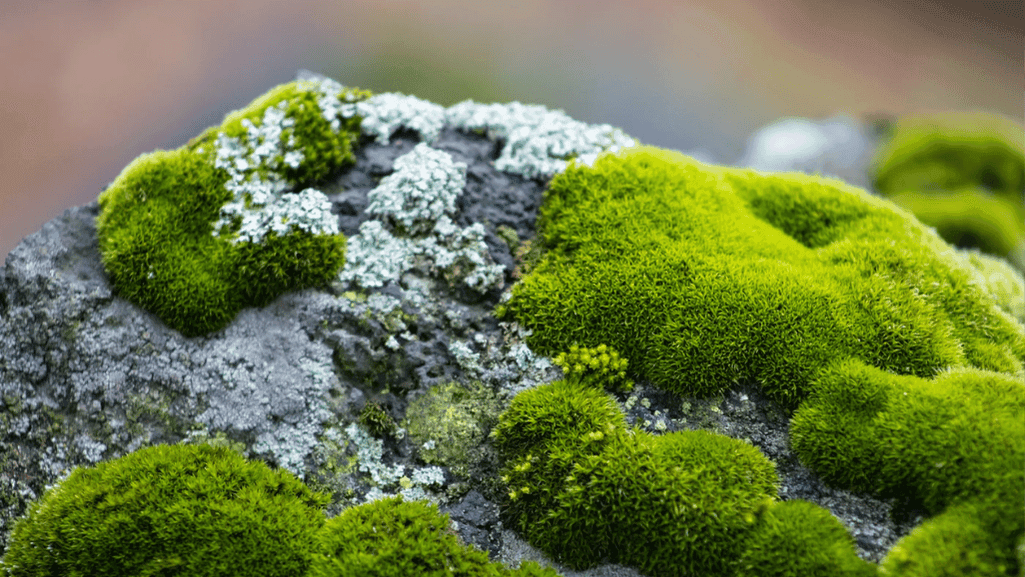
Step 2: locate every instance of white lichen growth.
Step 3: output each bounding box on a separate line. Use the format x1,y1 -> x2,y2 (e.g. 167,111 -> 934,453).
446,100 -> 636,179
210,79 -> 347,244
339,146 -> 504,294
367,143 -> 465,235
341,92 -> 447,144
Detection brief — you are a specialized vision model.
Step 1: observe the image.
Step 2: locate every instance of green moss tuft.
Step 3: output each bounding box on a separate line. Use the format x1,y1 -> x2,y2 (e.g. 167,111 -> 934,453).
0,443 -> 329,577
308,496 -> 560,577
736,500 -> 877,577
552,343 -> 634,392
493,380 -> 777,575
97,80 -> 371,336
358,401 -> 398,439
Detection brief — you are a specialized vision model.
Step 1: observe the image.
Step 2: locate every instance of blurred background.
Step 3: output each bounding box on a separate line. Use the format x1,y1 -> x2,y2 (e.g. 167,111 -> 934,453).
1,0 -> 1021,261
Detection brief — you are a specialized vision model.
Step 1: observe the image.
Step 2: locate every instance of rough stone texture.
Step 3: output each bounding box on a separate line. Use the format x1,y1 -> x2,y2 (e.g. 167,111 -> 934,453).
0,75 -> 918,574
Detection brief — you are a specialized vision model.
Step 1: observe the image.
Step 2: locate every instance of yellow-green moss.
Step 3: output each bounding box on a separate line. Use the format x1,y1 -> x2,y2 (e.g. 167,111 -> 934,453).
97,80 -> 370,337
403,381 -> 501,478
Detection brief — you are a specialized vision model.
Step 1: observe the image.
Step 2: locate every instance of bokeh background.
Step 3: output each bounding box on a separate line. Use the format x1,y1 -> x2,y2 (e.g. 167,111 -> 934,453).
1,0 -> 1021,260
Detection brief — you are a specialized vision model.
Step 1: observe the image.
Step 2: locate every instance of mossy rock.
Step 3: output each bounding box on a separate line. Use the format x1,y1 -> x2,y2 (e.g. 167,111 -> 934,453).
0,443 -> 330,577
97,79 -> 371,337
498,146 -> 1025,409
403,381 -> 502,477
308,496 -> 560,577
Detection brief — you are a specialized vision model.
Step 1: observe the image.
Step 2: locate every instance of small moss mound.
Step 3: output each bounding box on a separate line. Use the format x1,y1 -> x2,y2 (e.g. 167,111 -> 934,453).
308,496 -> 560,577
494,379 -> 778,576
358,401 -> 398,439
97,79 -> 371,336
735,500 -> 876,577
553,343 -> 634,392
0,443 -> 329,577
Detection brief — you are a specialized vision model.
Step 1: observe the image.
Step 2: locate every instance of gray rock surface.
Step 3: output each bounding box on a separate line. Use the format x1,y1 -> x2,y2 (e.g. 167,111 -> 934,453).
0,75 -> 916,574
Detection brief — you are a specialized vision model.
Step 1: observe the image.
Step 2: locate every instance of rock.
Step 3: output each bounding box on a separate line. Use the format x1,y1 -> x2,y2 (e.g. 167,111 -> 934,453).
1,71 -> 1006,575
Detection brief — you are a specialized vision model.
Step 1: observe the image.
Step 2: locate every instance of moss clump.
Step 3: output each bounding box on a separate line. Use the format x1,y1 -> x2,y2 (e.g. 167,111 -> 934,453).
97,79 -> 371,337
791,359 -> 1024,574
552,343 -> 634,392
308,496 -> 560,577
403,381 -> 501,478
0,443 -> 329,577
871,111 -> 1025,270
736,500 -> 877,577
358,401 -> 398,439
498,146 -> 1025,409
493,379 -> 778,575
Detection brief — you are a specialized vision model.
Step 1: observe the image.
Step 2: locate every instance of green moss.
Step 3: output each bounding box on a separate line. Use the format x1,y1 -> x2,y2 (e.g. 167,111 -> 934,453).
358,401 -> 398,439
97,80 -> 371,337
308,496 -> 560,577
493,379 -> 777,575
0,443 -> 330,577
871,111 -> 1025,270
403,381 -> 501,478
736,500 -> 877,577
498,146 -> 1025,409
552,343 -> 634,393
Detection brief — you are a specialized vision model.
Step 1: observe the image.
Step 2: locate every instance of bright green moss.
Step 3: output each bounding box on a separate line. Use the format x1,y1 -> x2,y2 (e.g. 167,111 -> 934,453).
498,146 -> 1025,409
879,491 -> 1023,577
493,380 -> 778,576
872,111 -> 1024,200
308,496 -> 560,577
791,359 -> 1024,513
736,500 -> 876,577
0,443 -> 330,577
871,111 -> 1025,270
403,381 -> 502,477
552,343 -> 634,392
97,80 -> 370,337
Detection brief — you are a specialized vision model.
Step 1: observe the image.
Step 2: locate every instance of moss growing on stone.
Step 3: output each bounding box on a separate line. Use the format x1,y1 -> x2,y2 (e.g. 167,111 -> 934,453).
552,343 -> 634,393
308,496 -> 560,577
97,79 -> 371,337
0,443 -> 330,577
493,379 -> 778,575
358,401 -> 398,439
498,146 -> 1025,409
403,381 -> 501,478
736,500 -> 877,577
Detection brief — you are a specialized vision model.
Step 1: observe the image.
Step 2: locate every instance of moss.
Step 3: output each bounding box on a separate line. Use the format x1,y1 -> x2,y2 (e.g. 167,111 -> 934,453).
871,111 -> 1025,270
308,496 -> 560,577
0,443 -> 330,577
493,379 -> 778,575
97,80 -> 371,337
403,381 -> 501,478
498,146 -> 1025,410
358,401 -> 398,439
552,343 -> 634,393
736,500 -> 877,577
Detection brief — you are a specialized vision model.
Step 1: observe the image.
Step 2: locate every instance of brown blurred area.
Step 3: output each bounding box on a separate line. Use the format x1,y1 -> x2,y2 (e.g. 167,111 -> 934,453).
1,0 -> 1021,260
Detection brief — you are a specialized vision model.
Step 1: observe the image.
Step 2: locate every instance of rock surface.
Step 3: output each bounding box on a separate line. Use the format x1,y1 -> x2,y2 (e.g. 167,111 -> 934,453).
0,74 -> 919,574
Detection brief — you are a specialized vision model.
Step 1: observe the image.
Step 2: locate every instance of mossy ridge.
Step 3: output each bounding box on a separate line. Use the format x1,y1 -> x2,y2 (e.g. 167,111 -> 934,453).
870,111 -> 1025,272
791,359 -> 1025,575
0,443 -> 330,577
97,80 -> 371,337
498,146 -> 1025,409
